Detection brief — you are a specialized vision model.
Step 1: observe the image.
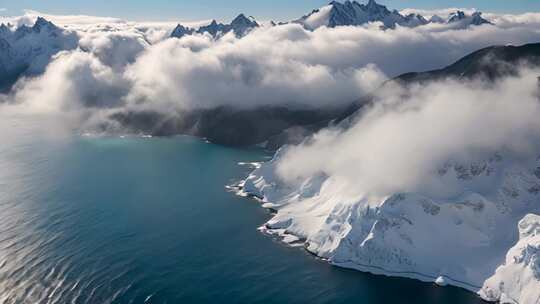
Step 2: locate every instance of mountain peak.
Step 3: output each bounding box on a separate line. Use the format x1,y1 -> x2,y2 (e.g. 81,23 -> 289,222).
448,10 -> 491,26
297,0 -> 494,30
233,13 -> 248,21
32,17 -> 58,33
366,0 -> 380,8
170,24 -> 194,39
231,13 -> 258,27
448,10 -> 467,22
171,14 -> 258,40
471,12 -> 491,25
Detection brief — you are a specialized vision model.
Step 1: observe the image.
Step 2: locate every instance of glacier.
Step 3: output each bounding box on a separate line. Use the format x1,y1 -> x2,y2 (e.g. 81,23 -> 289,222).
481,214 -> 540,303
239,147 -> 540,302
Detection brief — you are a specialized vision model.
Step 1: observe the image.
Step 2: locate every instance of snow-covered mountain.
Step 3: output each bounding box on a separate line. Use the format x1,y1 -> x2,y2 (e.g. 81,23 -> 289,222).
171,14 -> 259,39
447,11 -> 490,25
169,1 -> 492,40
0,17 -> 78,91
293,0 -> 491,30
240,146 -> 540,303
294,0 -> 417,29
445,11 -> 492,28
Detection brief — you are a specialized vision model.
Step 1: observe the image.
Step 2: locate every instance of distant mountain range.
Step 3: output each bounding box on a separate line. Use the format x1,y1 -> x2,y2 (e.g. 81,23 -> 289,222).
0,17 -> 78,92
170,0 -> 492,39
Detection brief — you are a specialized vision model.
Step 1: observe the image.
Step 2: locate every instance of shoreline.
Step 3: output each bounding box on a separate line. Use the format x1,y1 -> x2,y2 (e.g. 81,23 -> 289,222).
230,178 -> 493,303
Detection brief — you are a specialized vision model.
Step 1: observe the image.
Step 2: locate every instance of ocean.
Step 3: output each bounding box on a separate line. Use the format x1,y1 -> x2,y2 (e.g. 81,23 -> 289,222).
0,115 -> 485,303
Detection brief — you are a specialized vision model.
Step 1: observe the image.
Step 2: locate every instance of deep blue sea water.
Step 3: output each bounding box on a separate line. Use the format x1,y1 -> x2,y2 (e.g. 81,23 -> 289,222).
0,115 -> 486,304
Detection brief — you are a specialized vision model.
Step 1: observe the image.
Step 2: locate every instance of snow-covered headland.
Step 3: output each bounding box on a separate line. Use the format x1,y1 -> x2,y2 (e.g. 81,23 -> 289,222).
238,71 -> 540,303
240,148 -> 540,302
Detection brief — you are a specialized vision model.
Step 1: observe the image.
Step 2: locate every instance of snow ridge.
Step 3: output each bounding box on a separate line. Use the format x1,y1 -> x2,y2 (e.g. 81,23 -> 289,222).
170,1 -> 492,39
240,149 -> 540,303
294,0 -> 491,30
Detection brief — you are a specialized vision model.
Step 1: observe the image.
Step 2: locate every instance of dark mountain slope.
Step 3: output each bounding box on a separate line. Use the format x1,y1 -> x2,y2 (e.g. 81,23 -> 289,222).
396,43 -> 540,84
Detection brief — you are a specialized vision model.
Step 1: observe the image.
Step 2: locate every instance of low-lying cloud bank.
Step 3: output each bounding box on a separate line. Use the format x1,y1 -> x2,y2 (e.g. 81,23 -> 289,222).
275,67 -> 540,200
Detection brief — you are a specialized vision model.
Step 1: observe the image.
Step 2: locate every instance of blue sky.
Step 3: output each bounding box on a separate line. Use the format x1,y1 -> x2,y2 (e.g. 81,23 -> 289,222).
0,0 -> 538,22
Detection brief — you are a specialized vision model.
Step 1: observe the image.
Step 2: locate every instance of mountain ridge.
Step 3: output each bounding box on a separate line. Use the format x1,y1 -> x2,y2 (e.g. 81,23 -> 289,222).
0,17 -> 78,92
171,13 -> 259,39
170,0 -> 492,39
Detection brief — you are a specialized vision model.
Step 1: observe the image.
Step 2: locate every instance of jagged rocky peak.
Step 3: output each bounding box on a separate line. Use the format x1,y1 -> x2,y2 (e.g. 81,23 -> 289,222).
403,13 -> 429,27
14,24 -> 32,39
170,24 -> 194,39
197,19 -> 224,37
297,0 -> 494,30
471,12 -> 491,25
170,14 -> 259,39
448,10 -> 491,25
364,0 -> 391,15
448,10 -> 467,22
231,13 -> 258,27
9,17 -> 61,40
229,13 -> 259,36
298,0 -> 418,29
33,16 -> 58,32
0,16 -> 78,92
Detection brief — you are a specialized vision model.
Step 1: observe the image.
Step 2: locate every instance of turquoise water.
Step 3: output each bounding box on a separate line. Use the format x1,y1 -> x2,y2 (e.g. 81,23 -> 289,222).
0,116 -> 486,303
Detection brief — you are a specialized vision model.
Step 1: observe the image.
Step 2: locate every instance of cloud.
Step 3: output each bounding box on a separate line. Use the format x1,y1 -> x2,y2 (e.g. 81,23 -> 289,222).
9,51 -> 130,113
121,30 -> 387,111
112,19 -> 540,113
2,10 -> 540,133
273,67 -> 540,200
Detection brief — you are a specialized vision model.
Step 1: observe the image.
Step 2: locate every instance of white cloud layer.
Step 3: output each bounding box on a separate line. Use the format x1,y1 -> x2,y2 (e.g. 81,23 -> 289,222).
274,67 -> 540,200
2,11 -> 540,124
